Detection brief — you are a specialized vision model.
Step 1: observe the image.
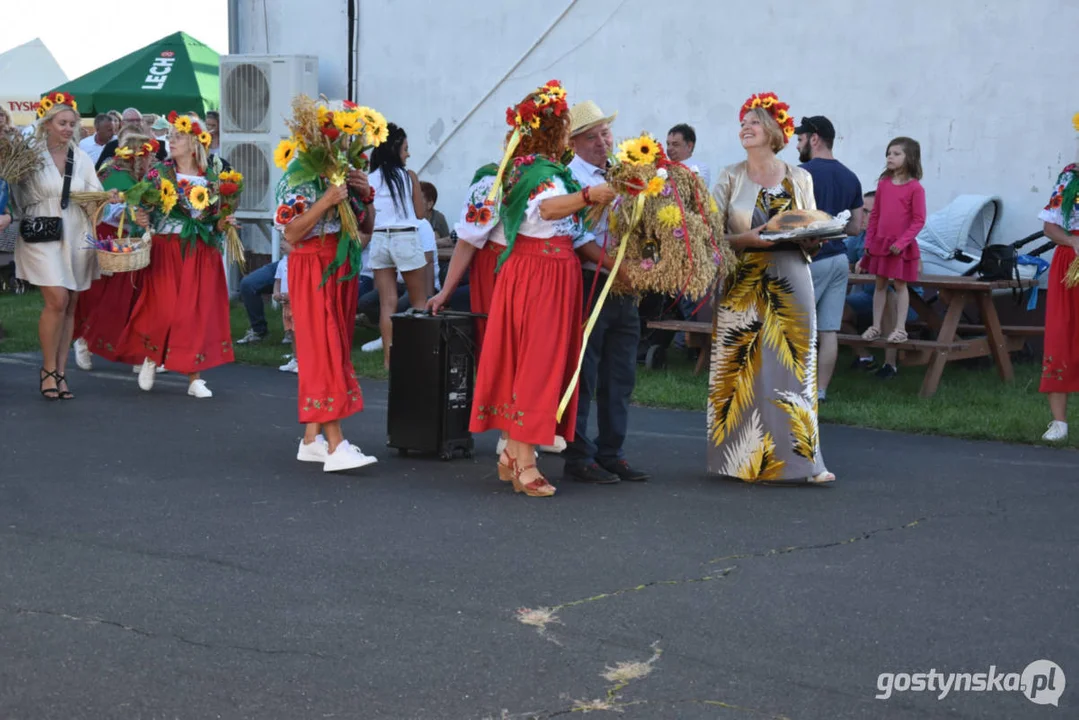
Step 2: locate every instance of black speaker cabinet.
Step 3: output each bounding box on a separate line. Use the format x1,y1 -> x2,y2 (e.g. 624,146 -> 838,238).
386,310 -> 477,460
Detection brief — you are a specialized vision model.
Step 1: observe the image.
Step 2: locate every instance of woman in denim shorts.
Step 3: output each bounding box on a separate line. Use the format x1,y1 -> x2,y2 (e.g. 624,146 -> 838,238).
367,124 -> 429,369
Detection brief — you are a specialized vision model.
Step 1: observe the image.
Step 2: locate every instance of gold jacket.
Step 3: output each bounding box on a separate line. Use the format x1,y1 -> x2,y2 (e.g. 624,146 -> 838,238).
711,159 -> 818,261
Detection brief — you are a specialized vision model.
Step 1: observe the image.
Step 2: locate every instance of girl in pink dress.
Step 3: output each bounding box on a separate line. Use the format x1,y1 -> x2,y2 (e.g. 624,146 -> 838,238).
859,137 -> 926,344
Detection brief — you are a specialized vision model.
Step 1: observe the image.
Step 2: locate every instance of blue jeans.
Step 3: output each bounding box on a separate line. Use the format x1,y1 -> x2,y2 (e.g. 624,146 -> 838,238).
564,270 -> 640,466
239,261 -> 279,336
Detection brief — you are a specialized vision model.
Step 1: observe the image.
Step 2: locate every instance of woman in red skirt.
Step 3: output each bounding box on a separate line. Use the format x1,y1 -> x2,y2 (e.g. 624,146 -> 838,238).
1038,159 -> 1079,442
77,135 -> 156,370
117,112 -> 234,398
274,163 -> 378,472
469,80 -> 615,497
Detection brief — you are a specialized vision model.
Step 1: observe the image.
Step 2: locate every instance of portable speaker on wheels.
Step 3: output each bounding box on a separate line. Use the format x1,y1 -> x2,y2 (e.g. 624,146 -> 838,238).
386,310 -> 479,460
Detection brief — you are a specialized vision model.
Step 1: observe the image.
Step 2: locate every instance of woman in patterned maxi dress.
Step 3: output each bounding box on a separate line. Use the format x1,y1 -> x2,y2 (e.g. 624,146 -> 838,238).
707,97 -> 835,485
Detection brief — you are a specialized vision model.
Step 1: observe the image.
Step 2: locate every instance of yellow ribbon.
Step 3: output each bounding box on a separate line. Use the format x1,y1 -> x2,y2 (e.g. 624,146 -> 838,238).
486,128 -> 521,206
556,193 -> 645,421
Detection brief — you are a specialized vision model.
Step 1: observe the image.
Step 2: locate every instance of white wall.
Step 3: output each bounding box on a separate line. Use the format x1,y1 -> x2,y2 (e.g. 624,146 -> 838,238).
246,0 -> 1079,246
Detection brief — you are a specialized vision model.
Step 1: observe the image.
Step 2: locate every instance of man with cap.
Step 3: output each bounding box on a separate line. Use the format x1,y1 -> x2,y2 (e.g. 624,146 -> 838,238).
563,100 -> 651,484
795,115 -> 863,402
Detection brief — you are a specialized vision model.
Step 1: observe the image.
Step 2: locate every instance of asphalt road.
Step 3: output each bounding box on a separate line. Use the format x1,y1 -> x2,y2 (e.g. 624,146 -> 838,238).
1,352 -> 1077,720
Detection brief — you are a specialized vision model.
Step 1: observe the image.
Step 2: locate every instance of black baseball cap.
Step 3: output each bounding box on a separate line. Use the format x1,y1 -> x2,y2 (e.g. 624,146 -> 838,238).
794,116 -> 836,143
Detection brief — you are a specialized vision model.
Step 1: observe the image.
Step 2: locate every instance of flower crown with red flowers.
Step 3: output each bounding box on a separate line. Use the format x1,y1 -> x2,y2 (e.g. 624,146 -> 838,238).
504,79 -> 569,136
166,110 -> 213,149
36,91 -> 78,119
739,92 -> 796,144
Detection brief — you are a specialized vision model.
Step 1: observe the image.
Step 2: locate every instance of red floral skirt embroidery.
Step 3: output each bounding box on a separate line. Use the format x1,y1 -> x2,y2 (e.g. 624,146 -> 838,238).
117,234 -> 233,373
289,233 -> 363,424
1041,239 -> 1079,393
468,242 -> 502,361
470,234 -> 582,446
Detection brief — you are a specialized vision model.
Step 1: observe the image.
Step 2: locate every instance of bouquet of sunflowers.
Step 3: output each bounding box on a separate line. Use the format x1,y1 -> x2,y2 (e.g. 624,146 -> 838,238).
215,169 -> 246,269
597,132 -> 735,300
274,95 -> 388,248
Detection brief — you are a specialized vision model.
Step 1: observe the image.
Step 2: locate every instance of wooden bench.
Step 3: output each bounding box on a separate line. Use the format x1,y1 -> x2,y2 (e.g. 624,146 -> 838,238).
646,320 -> 712,375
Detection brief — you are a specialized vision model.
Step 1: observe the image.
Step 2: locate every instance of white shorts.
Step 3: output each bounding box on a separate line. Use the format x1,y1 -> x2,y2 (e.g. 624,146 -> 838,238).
367,228 -> 427,273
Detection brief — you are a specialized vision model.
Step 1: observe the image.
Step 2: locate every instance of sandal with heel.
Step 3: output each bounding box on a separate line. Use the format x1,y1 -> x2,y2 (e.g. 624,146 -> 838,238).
39,368 -> 60,401
512,463 -> 557,497
497,450 -> 515,482
55,373 -> 74,400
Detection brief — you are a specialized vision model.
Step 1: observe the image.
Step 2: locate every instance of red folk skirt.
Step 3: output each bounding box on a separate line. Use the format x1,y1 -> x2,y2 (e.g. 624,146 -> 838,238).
1040,237 -> 1079,393
289,233 -> 363,424
81,269 -> 146,362
116,234 -> 233,373
469,234 -> 582,446
468,242 -> 502,360
75,222 -> 128,340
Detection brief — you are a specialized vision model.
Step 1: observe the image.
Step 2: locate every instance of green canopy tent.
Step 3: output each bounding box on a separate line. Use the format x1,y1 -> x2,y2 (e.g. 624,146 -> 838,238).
47,32 -> 219,117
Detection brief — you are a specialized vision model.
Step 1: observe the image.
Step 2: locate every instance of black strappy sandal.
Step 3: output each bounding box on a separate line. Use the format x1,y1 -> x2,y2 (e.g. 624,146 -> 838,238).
39,368 -> 60,401
55,373 -> 74,400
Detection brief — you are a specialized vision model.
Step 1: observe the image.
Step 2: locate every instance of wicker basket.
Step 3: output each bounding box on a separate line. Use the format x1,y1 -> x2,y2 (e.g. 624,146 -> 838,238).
89,202 -> 152,274
96,234 -> 152,274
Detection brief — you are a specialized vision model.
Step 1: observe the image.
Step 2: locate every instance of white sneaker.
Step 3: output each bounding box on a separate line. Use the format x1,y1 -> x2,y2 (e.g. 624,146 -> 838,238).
297,435 -> 329,463
539,435 -> 567,454
1042,420 -> 1068,442
133,362 -> 168,374
187,379 -> 213,398
323,440 -> 378,472
138,359 -> 157,391
278,356 -> 299,373
74,338 -> 93,371
361,337 -> 383,352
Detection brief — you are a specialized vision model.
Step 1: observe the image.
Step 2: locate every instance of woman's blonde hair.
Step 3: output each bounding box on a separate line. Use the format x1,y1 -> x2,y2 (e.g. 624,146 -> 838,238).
34,101 -> 80,152
745,107 -> 786,154
167,113 -> 209,172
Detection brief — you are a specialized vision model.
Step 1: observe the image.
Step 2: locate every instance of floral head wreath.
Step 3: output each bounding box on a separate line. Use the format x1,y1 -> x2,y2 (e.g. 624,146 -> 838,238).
486,80 -> 569,203
166,110 -> 213,149
739,92 -> 795,144
115,139 -> 161,160
37,91 -> 78,119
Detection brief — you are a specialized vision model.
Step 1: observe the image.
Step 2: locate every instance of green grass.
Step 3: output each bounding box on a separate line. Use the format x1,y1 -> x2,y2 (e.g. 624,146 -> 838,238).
1,291 -> 1075,449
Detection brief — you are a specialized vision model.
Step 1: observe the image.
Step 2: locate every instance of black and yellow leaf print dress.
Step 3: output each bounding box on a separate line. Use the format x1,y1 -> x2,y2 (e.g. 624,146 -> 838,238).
708,167 -> 827,482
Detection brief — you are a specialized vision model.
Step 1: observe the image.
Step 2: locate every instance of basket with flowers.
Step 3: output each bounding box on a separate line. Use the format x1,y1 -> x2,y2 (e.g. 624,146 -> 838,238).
596,132 -> 735,302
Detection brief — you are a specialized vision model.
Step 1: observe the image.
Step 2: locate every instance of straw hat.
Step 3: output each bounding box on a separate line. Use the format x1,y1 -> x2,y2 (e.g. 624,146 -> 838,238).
569,100 -> 617,137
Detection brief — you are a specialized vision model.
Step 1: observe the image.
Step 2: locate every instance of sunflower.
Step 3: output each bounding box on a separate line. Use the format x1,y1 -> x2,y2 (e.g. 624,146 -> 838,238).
317,105 -> 331,127
159,179 -> 178,215
274,138 -> 298,170
761,96 -> 776,109
54,92 -> 65,103
220,170 -> 242,183
1073,111 -> 1079,133
173,116 -> 192,133
197,131 -> 212,147
114,147 -> 135,160
775,109 -> 789,124
187,185 -> 210,211
333,109 -> 363,136
617,135 -> 660,167
40,97 -> 54,112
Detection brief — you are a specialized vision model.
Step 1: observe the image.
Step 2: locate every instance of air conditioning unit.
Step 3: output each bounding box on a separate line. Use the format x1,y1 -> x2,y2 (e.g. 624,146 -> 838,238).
218,54 -> 319,221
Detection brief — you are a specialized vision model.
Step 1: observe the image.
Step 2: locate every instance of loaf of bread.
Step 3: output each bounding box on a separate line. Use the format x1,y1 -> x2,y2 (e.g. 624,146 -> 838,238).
762,209 -> 834,233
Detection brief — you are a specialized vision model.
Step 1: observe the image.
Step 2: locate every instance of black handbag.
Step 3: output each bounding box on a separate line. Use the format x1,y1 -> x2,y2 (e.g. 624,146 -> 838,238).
975,244 -> 1018,281
20,148 -> 74,243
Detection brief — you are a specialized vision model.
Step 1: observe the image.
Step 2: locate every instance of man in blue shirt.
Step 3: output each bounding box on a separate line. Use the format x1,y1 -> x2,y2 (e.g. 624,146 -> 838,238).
795,116 -> 863,401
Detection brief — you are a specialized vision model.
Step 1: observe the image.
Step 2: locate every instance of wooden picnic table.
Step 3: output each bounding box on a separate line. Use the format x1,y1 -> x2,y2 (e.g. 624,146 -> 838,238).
646,273 -> 1041,397
840,274 -> 1039,397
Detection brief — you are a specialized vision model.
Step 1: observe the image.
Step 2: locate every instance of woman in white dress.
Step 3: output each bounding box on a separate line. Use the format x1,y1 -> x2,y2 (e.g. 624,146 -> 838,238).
13,92 -> 111,400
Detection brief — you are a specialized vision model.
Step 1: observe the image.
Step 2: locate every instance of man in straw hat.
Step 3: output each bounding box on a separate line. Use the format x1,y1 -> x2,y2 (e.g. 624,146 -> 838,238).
563,100 -> 651,485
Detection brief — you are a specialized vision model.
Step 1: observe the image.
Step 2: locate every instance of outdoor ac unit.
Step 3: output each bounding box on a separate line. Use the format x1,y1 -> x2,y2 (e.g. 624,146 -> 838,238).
219,54 -> 318,221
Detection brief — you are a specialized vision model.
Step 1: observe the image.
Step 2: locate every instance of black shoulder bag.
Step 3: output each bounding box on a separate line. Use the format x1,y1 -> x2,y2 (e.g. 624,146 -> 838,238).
20,148 -> 74,243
